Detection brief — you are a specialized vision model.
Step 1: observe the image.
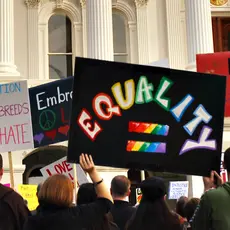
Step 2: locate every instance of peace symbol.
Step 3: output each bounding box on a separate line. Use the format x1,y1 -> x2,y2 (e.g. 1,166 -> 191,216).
39,109 -> 56,131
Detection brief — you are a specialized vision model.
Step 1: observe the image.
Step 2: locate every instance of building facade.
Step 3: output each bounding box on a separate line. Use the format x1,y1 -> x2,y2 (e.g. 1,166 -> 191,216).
1,0 -> 230,200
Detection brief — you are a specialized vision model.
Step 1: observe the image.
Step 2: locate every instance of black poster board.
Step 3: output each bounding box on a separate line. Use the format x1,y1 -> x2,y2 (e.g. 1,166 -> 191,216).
29,77 -> 73,147
67,57 -> 226,176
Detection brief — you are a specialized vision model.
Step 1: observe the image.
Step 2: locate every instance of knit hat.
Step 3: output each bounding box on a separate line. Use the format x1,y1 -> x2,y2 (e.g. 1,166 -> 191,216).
140,177 -> 166,202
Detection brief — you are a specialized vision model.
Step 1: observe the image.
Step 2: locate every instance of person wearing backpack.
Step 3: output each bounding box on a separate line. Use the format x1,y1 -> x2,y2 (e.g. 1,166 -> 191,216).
0,154 -> 30,230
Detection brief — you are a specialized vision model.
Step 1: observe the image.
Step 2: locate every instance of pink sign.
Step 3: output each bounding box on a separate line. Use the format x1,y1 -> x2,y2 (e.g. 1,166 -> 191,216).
4,183 -> 10,187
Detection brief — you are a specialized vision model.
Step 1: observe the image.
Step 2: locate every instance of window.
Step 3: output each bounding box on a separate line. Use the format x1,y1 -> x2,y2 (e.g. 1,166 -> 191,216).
113,12 -> 128,62
48,14 -> 72,79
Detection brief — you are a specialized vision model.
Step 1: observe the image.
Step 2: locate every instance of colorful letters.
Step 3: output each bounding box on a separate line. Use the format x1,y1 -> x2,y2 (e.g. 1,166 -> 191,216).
111,79 -> 135,110
77,75 -> 216,155
170,94 -> 194,122
135,76 -> 154,104
179,126 -> 216,155
154,77 -> 173,111
184,105 -> 212,136
92,93 -> 121,120
77,109 -> 102,141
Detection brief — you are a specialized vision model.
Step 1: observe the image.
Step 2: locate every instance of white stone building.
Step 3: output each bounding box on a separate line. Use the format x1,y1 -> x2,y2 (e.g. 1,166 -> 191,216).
1,0 -> 230,203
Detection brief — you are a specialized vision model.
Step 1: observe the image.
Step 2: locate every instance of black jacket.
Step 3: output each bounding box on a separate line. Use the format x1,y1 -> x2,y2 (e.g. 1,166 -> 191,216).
110,200 -> 136,230
0,184 -> 30,230
23,198 -> 112,230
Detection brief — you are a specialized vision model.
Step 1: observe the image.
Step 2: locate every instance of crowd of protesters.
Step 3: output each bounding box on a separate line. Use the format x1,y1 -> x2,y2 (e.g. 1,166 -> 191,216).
1,148 -> 230,230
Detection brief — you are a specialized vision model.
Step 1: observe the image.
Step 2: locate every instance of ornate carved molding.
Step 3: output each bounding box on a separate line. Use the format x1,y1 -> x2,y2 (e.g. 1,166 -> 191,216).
56,0 -> 63,8
25,0 -> 41,8
80,0 -> 86,8
135,0 -> 149,7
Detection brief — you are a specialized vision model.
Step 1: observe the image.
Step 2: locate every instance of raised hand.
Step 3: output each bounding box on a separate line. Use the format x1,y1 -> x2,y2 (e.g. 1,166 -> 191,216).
79,154 -> 95,174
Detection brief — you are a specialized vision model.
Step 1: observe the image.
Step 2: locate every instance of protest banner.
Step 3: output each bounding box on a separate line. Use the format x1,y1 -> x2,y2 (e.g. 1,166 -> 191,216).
168,181 -> 189,200
40,156 -> 88,187
196,52 -> 230,117
29,77 -> 73,147
18,184 -> 39,211
67,57 -> 226,176
0,81 -> 34,152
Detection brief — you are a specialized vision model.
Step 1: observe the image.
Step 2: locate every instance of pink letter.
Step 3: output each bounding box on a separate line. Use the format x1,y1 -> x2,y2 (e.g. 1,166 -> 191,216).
179,126 -> 216,155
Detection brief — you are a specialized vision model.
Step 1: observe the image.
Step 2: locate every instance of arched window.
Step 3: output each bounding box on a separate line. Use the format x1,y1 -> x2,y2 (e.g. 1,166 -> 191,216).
48,14 -> 72,79
113,12 -> 129,63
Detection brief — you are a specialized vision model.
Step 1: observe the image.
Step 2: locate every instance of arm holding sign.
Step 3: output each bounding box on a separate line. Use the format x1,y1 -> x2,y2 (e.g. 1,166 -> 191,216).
79,154 -> 113,202
71,154 -> 113,227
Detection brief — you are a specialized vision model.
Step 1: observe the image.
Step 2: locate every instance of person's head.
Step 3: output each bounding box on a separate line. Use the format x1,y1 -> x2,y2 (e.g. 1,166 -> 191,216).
176,196 -> 188,218
77,183 -> 97,205
0,154 -> 3,179
224,148 -> 230,172
110,175 -> 131,200
126,177 -> 181,230
77,183 -> 112,230
38,174 -> 73,207
184,198 -> 200,222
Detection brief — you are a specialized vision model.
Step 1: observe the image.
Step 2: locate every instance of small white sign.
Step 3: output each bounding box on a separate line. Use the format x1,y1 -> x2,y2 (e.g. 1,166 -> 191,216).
0,81 -> 34,153
40,157 -> 88,186
168,181 -> 189,200
149,59 -> 169,68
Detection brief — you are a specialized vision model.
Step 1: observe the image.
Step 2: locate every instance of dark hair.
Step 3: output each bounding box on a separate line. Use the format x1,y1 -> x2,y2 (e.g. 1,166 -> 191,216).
126,199 -> 181,230
111,175 -> 130,197
184,198 -> 200,222
0,154 -> 2,169
176,196 -> 188,218
77,183 -> 97,205
224,148 -> 230,172
77,183 -> 111,230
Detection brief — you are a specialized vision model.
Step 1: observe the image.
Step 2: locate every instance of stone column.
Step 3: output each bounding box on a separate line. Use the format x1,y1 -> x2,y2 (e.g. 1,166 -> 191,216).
166,0 -> 186,69
86,0 -> 114,61
135,0 -> 149,65
25,0 -> 40,79
128,22 -> 138,64
185,0 -> 214,71
80,0 -> 87,57
0,0 -> 20,77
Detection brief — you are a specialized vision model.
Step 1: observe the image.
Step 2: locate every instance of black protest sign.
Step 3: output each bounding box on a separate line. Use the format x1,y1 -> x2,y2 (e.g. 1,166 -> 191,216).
67,57 -> 226,176
29,77 -> 73,147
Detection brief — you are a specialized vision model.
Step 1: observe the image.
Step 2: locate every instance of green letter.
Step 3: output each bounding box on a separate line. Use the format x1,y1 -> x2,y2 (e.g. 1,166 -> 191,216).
135,76 -> 154,104
154,77 -> 173,111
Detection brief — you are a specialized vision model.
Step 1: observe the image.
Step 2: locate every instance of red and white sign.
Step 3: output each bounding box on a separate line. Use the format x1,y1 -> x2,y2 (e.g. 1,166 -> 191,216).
40,157 -> 88,186
0,81 -> 34,153
197,52 -> 230,117
221,152 -> 228,183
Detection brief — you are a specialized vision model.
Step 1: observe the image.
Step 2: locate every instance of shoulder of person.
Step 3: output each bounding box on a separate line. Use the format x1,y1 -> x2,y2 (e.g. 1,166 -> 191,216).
203,185 -> 226,199
4,189 -> 25,204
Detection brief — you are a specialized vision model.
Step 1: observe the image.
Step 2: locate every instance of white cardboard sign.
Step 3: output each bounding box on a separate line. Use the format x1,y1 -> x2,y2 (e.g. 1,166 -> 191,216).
149,59 -> 169,68
168,181 -> 189,200
40,157 -> 88,186
0,81 -> 34,153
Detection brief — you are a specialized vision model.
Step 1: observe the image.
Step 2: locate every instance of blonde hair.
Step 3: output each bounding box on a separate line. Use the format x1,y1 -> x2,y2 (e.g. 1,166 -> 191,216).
38,174 -> 73,207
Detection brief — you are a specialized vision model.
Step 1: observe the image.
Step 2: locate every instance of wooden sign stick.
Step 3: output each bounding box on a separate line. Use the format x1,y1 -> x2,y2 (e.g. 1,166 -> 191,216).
140,170 -> 145,181
73,163 -> 78,204
8,151 -> 15,189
